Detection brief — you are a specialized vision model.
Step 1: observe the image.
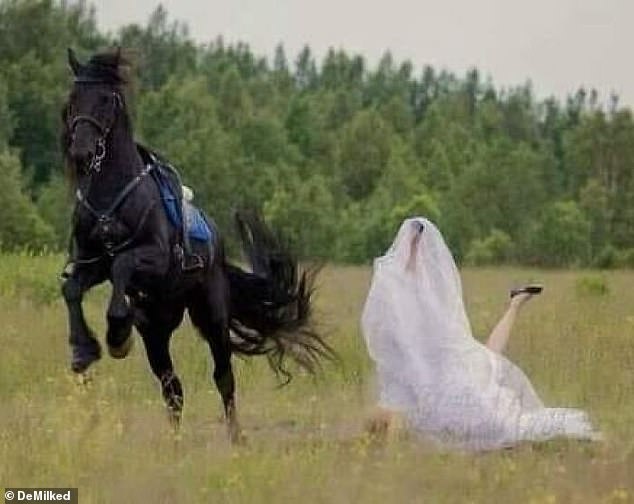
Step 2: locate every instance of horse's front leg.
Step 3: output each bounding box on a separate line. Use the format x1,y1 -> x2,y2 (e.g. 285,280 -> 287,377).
106,247 -> 167,359
106,252 -> 134,358
62,266 -> 103,373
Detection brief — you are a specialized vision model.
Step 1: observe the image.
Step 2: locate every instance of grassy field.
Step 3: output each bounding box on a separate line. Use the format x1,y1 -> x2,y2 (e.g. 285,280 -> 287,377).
0,254 -> 633,503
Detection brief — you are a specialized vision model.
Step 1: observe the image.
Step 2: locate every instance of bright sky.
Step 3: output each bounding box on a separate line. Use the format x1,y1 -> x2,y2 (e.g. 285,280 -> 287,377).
93,0 -> 634,106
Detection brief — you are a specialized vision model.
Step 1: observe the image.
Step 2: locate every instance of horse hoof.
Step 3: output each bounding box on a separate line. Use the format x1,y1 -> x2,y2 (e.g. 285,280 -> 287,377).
108,335 -> 134,359
75,371 -> 93,386
167,408 -> 182,431
71,360 -> 91,374
70,344 -> 101,373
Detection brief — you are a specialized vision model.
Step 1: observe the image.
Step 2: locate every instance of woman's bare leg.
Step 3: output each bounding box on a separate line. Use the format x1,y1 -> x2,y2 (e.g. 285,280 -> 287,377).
486,293 -> 533,354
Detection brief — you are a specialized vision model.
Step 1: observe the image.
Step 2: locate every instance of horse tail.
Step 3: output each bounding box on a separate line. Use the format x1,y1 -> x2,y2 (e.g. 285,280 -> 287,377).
225,210 -> 335,383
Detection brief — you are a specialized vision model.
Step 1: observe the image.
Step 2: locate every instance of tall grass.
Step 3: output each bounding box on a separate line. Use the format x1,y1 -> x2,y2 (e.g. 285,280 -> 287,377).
0,257 -> 632,503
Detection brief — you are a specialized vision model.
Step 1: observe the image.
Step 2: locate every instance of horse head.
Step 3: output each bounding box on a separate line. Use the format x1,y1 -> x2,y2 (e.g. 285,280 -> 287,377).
63,48 -> 127,174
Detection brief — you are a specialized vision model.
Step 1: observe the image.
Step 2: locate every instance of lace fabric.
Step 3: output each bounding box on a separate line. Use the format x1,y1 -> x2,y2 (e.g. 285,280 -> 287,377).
361,217 -> 602,450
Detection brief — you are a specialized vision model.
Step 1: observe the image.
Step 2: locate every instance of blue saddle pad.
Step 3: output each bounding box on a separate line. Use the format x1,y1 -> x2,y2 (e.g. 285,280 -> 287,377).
154,171 -> 213,242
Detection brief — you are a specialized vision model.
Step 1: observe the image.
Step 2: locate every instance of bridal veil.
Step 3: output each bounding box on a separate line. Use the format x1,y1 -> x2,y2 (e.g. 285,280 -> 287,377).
361,217 -> 601,450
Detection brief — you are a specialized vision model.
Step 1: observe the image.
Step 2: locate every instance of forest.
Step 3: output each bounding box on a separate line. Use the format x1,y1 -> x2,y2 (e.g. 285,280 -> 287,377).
2,0 -> 634,267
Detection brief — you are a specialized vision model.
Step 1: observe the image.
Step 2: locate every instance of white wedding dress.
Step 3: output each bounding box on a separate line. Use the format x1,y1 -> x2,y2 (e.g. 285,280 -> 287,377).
361,217 -> 602,450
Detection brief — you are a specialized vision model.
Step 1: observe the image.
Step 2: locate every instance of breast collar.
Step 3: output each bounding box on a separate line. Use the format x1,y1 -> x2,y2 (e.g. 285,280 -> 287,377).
72,164 -> 156,263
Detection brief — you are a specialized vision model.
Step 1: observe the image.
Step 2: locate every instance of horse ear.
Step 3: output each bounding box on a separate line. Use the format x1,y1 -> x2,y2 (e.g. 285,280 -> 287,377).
67,48 -> 81,76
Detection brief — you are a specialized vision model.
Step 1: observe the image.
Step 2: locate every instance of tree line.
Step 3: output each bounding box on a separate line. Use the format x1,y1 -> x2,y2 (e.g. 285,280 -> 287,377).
1,0 -> 634,267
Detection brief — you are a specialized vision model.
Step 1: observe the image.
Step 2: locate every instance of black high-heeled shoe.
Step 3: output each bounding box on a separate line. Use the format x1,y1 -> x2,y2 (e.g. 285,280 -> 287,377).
510,284 -> 543,298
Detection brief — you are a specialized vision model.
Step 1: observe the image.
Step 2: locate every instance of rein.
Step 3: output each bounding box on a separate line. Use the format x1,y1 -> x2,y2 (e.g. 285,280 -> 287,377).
76,164 -> 154,223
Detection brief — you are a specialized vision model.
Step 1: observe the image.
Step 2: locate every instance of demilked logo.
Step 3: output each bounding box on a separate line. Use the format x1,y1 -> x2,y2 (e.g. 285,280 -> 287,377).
4,488 -> 77,503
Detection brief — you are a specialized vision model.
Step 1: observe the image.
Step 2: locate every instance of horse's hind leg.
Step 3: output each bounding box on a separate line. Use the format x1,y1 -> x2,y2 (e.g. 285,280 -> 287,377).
61,267 -> 103,374
139,330 -> 184,427
136,305 -> 185,428
188,282 -> 241,443
209,325 -> 240,443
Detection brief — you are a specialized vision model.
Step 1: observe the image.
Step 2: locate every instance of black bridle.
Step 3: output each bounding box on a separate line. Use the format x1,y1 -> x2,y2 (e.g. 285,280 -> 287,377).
68,91 -> 122,174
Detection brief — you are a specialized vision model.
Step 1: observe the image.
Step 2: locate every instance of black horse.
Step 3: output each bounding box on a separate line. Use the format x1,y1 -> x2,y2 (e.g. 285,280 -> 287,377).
60,48 -> 332,441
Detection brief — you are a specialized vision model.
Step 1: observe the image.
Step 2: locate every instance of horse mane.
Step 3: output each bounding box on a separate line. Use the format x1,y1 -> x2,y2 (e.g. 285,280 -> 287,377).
60,102 -> 76,190
76,50 -> 131,85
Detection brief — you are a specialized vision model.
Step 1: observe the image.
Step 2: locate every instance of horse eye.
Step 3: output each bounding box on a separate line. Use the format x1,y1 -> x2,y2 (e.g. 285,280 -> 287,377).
99,94 -> 111,106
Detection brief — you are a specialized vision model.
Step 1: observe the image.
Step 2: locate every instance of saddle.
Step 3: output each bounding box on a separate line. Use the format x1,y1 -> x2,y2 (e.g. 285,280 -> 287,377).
136,144 -> 215,271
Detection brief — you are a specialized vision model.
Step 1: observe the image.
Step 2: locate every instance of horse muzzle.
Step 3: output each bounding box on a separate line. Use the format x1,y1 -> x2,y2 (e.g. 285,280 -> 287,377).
69,139 -> 96,168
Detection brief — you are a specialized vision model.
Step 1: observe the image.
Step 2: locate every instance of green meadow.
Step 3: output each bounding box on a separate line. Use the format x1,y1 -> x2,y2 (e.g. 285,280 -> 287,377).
0,254 -> 633,503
